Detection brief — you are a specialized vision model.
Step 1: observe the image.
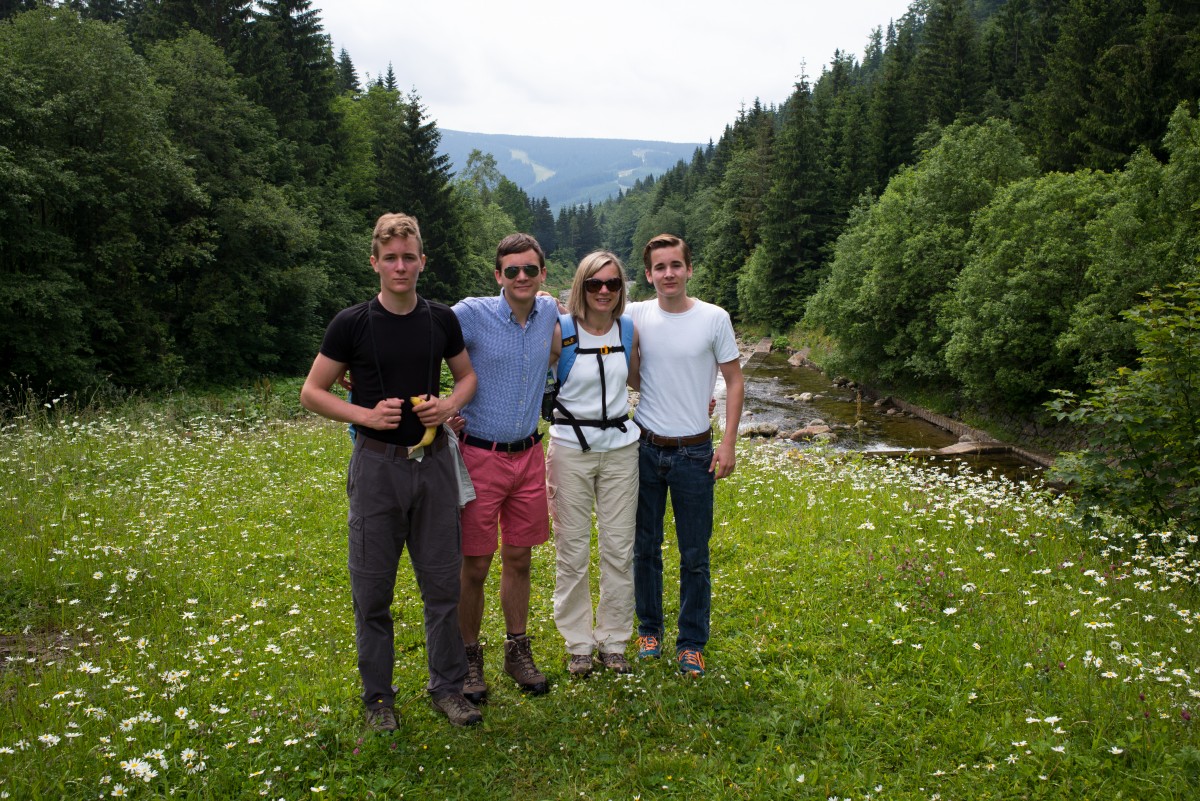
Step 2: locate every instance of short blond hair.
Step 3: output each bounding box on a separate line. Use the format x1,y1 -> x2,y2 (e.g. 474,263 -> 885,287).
567,250 -> 627,320
372,213 -> 423,258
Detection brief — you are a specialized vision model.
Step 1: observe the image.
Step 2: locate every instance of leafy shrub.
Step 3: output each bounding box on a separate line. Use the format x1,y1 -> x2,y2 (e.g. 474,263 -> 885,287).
1048,282 -> 1200,535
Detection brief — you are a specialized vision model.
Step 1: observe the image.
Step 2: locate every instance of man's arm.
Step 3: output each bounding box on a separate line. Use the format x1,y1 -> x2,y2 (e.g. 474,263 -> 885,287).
412,349 -> 477,428
300,353 -> 403,430
711,357 -> 744,479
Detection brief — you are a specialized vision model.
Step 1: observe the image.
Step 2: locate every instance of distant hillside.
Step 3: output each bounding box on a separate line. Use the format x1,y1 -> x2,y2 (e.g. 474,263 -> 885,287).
439,130 -> 703,210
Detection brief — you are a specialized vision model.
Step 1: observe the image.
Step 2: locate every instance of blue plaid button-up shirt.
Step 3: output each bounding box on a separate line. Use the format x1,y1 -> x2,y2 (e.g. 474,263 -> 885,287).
453,292 -> 558,443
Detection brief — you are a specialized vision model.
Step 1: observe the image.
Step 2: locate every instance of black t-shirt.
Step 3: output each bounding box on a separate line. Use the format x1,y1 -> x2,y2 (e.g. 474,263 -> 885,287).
320,296 -> 466,446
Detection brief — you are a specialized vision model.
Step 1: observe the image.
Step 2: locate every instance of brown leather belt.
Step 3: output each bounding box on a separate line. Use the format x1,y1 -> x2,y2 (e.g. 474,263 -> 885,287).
638,428 -> 713,448
460,431 -> 543,453
357,429 -> 448,459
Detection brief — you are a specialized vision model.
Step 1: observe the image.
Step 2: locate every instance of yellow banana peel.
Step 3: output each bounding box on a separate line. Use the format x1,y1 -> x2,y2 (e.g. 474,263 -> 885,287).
410,396 -> 437,447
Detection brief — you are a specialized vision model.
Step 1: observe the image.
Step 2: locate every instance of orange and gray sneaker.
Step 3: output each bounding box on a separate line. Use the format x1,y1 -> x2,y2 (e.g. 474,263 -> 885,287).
677,648 -> 705,677
636,634 -> 661,659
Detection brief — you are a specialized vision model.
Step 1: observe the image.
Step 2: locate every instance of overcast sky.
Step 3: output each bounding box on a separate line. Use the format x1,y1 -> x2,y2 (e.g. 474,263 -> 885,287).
312,0 -> 916,144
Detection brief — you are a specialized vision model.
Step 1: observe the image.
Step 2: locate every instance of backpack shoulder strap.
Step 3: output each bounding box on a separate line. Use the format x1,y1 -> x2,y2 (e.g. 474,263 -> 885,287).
556,314 -> 578,384
618,315 -> 633,369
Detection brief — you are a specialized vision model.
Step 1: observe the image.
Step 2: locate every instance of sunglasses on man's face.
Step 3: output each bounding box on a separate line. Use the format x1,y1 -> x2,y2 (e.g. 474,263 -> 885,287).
501,264 -> 541,279
584,277 -> 624,294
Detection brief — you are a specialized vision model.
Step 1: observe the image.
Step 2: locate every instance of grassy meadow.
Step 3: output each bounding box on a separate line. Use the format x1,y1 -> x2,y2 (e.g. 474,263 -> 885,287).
2,389 -> 1199,799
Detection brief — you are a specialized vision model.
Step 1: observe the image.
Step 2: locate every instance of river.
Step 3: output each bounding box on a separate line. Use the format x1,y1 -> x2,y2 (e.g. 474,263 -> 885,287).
717,350 -> 1045,483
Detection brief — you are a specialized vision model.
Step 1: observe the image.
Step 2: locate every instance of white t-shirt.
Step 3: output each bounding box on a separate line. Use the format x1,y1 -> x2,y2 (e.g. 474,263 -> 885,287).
549,321 -> 641,451
629,299 -> 739,437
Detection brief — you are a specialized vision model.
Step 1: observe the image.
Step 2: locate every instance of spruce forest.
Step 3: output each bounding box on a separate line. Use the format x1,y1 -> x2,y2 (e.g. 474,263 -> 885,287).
2,0 -> 1199,425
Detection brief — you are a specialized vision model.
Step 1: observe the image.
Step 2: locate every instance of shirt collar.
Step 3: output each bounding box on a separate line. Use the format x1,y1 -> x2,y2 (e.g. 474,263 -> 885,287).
497,289 -> 542,324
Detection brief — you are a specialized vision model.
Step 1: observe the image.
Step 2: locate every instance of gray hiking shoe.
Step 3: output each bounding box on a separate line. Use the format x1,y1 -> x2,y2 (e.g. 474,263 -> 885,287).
504,634 -> 549,695
463,641 -> 488,704
567,653 -> 594,677
365,704 -> 398,732
599,651 -> 632,674
430,692 -> 482,727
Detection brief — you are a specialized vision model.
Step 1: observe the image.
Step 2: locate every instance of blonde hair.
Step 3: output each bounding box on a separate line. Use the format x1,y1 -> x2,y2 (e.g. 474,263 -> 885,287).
567,250 -> 627,320
372,213 -> 423,258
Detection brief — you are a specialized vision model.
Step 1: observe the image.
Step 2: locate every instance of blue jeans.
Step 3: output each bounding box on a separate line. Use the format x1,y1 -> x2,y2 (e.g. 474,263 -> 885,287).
634,440 -> 715,653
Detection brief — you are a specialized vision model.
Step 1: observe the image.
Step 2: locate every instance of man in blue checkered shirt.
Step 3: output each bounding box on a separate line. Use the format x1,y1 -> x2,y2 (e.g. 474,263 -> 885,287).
452,233 -> 559,700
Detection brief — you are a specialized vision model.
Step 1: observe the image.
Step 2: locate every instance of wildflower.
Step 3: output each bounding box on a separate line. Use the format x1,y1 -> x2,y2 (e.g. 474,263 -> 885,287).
110,785 -> 128,797
1052,745 -> 1065,753
38,734 -> 61,747
175,707 -> 188,720
1109,746 -> 1124,754
943,607 -> 958,616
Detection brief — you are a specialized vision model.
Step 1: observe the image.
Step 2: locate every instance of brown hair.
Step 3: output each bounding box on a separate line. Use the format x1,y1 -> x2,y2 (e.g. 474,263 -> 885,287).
372,213 -> 423,258
568,250 -> 627,320
641,233 -> 691,271
494,233 -> 545,272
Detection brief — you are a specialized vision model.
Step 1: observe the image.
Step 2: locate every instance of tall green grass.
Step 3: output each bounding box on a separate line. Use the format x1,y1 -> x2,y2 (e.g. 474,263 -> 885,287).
1,402 -> 1198,799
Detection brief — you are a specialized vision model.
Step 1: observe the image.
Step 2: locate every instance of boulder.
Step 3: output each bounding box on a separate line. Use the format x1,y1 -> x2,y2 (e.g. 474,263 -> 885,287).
789,424 -> 833,441
740,423 -> 779,438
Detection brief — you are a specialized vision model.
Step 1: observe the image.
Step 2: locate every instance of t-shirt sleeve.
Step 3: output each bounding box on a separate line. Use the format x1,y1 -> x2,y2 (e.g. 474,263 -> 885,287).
319,307 -> 356,364
439,305 -> 466,360
712,307 -> 740,364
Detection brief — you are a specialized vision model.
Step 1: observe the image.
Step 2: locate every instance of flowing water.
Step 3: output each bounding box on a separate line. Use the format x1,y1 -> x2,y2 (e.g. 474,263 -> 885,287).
717,350 -> 1044,483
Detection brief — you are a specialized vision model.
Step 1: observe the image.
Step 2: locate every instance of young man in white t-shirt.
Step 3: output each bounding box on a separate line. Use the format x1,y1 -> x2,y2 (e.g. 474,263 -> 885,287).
628,233 -> 745,676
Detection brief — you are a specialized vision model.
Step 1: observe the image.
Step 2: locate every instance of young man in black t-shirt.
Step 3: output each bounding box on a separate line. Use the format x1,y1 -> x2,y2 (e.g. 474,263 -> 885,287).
300,213 -> 481,729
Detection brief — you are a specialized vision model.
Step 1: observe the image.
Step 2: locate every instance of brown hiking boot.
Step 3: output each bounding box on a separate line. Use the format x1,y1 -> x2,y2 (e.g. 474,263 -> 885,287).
503,634 -> 549,695
567,653 -> 594,677
463,641 -> 488,704
430,692 -> 482,727
599,651 -> 632,674
364,704 -> 398,732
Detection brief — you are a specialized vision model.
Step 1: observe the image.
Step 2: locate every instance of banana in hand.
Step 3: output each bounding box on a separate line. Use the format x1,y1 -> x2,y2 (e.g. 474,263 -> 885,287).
410,396 -> 437,447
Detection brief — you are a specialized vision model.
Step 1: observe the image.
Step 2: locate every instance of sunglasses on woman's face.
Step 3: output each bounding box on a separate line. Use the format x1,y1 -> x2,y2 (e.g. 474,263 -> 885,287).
584,277 -> 624,293
502,264 -> 542,279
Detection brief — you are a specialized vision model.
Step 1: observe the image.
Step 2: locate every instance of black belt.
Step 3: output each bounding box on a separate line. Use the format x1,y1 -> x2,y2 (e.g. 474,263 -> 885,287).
460,431 -> 543,453
638,428 -> 712,448
357,429 -> 448,459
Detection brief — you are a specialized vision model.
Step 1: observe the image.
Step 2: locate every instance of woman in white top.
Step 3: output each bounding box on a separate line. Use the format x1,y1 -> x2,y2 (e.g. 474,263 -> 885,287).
547,250 -> 641,676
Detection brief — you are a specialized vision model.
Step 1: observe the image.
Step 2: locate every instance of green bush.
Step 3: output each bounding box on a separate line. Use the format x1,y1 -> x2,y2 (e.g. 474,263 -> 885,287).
1048,281 -> 1200,535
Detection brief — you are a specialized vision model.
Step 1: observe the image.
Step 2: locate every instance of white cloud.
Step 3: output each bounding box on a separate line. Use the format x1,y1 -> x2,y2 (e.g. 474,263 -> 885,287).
315,0 -> 915,142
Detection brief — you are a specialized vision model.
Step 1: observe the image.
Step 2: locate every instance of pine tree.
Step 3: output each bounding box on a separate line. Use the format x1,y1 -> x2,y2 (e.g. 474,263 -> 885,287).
915,0 -> 986,126
241,0 -> 341,181
738,79 -> 833,325
369,89 -> 467,302
336,47 -> 360,93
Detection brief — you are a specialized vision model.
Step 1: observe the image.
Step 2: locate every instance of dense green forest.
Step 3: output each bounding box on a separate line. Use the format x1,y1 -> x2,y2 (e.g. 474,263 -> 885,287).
591,0 -> 1200,417
2,0 -> 1199,426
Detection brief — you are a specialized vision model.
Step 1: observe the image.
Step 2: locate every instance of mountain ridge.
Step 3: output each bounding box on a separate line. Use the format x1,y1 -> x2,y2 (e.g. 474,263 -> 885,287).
438,129 -> 703,210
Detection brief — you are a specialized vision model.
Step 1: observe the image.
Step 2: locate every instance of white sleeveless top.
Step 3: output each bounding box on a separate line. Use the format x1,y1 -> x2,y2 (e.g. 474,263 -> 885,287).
549,322 -> 641,451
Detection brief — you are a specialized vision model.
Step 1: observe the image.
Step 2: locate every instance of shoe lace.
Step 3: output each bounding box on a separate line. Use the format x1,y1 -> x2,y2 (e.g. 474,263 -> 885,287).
465,644 -> 484,681
639,635 -> 660,652
510,637 -> 537,671
678,649 -> 705,671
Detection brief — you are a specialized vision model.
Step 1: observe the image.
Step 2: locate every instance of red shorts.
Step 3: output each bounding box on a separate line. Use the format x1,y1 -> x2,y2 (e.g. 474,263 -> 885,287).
459,443 -> 550,557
